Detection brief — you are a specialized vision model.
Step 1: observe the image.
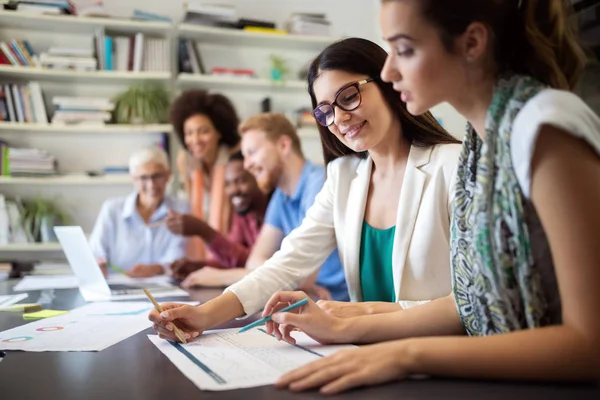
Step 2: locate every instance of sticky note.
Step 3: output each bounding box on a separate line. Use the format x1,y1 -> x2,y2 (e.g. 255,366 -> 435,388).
23,309 -> 69,320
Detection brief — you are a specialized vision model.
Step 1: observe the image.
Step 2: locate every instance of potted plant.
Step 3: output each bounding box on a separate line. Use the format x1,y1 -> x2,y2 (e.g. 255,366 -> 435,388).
113,83 -> 170,124
22,195 -> 69,243
269,54 -> 290,83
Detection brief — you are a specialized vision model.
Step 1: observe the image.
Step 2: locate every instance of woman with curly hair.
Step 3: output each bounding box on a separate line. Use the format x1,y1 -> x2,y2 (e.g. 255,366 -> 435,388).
170,90 -> 241,260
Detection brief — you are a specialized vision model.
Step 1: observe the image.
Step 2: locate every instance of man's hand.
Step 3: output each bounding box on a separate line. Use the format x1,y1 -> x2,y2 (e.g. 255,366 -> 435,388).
169,259 -> 205,280
97,258 -> 108,278
127,264 -> 164,278
165,210 -> 205,237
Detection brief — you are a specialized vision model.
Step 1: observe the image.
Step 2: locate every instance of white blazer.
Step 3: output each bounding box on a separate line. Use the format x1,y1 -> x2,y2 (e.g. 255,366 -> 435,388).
228,143 -> 462,315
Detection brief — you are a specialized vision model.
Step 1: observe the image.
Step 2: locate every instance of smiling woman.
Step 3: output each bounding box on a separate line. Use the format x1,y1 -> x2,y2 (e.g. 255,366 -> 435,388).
170,90 -> 242,260
147,37 -> 466,356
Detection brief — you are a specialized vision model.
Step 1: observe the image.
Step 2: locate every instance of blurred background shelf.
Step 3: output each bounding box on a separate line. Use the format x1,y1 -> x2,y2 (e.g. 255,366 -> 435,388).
176,73 -> 306,91
0,123 -> 172,134
177,23 -> 337,50
0,174 -> 131,185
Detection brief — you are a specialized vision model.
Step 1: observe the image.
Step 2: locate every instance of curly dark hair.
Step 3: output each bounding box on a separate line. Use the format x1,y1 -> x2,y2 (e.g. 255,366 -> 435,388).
170,90 -> 240,149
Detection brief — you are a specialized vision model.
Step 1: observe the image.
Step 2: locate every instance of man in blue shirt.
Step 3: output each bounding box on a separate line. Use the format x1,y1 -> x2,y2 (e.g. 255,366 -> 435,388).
89,147 -> 189,277
239,113 -> 348,301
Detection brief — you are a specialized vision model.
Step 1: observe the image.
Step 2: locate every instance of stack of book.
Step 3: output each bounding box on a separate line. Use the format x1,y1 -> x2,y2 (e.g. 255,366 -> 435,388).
40,47 -> 96,71
95,31 -> 169,72
6,0 -> 74,15
51,96 -> 113,126
0,82 -> 48,124
1,147 -> 57,176
0,39 -> 40,67
0,195 -> 32,245
182,2 -> 237,28
285,13 -> 331,36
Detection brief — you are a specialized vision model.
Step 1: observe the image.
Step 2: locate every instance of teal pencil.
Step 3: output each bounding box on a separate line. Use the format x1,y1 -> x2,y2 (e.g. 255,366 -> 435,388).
238,298 -> 309,333
108,263 -> 127,275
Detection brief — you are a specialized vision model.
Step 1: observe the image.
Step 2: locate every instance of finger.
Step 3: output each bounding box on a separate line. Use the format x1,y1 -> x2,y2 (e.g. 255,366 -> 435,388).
159,304 -> 191,322
276,357 -> 333,388
271,311 -> 306,328
263,291 -> 309,317
281,324 -> 297,344
288,363 -> 351,392
265,319 -> 275,336
320,370 -> 372,395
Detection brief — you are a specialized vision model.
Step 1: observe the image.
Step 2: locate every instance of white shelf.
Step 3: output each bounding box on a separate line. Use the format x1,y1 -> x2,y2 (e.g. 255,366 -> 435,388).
178,23 -> 337,50
0,10 -> 172,34
0,65 -> 171,83
0,242 -> 62,253
0,174 -> 131,185
177,73 -> 307,91
0,123 -> 172,134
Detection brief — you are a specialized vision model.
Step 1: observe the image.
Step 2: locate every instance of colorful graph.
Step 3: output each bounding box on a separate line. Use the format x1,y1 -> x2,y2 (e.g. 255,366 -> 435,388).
2,336 -> 33,343
36,326 -> 64,332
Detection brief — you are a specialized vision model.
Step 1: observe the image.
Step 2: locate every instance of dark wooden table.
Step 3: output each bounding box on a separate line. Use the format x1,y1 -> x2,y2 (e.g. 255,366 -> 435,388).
0,280 -> 598,400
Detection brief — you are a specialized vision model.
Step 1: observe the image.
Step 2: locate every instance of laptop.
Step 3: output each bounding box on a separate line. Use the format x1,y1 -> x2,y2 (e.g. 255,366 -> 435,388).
53,226 -> 188,302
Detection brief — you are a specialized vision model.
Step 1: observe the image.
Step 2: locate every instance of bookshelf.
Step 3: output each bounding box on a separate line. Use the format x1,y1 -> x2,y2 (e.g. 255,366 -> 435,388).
0,10 -> 171,34
0,65 -> 171,83
176,73 -> 306,91
0,174 -> 131,185
178,23 -> 337,50
0,9 -> 335,239
0,242 -> 65,262
0,122 -> 172,134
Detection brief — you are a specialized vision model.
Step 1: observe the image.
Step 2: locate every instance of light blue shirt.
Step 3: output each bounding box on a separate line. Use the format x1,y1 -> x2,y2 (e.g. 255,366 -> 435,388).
88,192 -> 189,271
265,161 -> 349,301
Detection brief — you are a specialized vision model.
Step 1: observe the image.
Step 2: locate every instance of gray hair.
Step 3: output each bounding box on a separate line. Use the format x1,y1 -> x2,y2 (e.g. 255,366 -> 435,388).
129,147 -> 170,174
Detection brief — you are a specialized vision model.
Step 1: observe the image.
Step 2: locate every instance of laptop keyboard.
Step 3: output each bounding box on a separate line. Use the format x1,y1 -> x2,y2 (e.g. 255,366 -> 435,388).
108,283 -> 175,296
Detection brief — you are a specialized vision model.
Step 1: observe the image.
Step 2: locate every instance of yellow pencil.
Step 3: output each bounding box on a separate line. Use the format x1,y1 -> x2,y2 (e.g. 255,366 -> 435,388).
143,288 -> 187,344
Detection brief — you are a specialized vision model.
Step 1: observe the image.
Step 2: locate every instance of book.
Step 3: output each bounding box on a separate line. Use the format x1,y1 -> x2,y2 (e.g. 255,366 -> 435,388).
132,32 -> 144,72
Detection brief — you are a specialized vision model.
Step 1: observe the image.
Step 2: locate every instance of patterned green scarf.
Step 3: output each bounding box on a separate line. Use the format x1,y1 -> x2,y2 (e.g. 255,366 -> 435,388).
451,75 -> 549,336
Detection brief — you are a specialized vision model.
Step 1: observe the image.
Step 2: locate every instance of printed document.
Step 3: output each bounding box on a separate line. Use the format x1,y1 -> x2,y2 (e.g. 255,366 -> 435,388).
148,328 -> 356,391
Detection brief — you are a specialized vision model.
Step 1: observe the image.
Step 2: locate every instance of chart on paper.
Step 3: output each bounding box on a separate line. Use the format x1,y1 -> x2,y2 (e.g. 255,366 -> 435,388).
0,302 -> 153,352
148,328 -> 356,391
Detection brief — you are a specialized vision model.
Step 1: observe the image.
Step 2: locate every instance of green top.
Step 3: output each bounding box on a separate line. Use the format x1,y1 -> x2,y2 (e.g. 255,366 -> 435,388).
359,220 -> 396,302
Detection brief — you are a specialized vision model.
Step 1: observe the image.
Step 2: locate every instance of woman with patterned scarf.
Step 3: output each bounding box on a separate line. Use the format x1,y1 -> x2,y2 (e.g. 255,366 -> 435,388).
257,0 -> 600,394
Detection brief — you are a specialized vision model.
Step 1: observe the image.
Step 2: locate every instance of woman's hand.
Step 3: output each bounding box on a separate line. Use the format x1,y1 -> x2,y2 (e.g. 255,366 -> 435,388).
148,303 -> 208,342
317,300 -> 373,318
262,291 -> 348,345
276,340 -> 414,394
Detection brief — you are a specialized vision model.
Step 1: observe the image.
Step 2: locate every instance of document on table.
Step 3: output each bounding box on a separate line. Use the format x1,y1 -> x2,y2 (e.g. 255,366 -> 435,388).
0,302 -> 155,352
13,275 -> 79,291
0,293 -> 28,308
148,328 -> 356,391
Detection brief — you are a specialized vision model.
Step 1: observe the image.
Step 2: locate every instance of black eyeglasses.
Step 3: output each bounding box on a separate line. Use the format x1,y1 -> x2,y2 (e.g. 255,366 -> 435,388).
311,78 -> 375,127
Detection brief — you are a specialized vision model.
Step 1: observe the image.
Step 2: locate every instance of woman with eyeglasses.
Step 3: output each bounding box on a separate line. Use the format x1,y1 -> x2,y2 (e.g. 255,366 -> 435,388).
89,147 -> 189,278
148,38 -> 463,339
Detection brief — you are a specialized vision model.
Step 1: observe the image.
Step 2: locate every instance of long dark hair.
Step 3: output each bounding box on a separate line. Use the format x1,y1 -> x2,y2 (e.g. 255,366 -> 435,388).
391,0 -> 588,90
307,37 -> 459,165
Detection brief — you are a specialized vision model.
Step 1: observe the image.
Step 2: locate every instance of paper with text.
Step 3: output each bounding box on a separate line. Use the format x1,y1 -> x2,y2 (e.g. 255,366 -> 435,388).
13,275 -> 79,291
148,328 -> 356,391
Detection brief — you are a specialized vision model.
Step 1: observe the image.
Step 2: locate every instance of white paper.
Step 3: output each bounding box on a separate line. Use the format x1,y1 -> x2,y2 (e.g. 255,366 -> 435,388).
148,328 -> 356,391
0,302 -> 153,351
0,293 -> 28,308
13,275 -> 79,291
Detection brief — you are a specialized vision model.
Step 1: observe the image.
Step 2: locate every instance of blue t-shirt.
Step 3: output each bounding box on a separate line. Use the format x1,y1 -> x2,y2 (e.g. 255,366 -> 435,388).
264,161 -> 349,301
